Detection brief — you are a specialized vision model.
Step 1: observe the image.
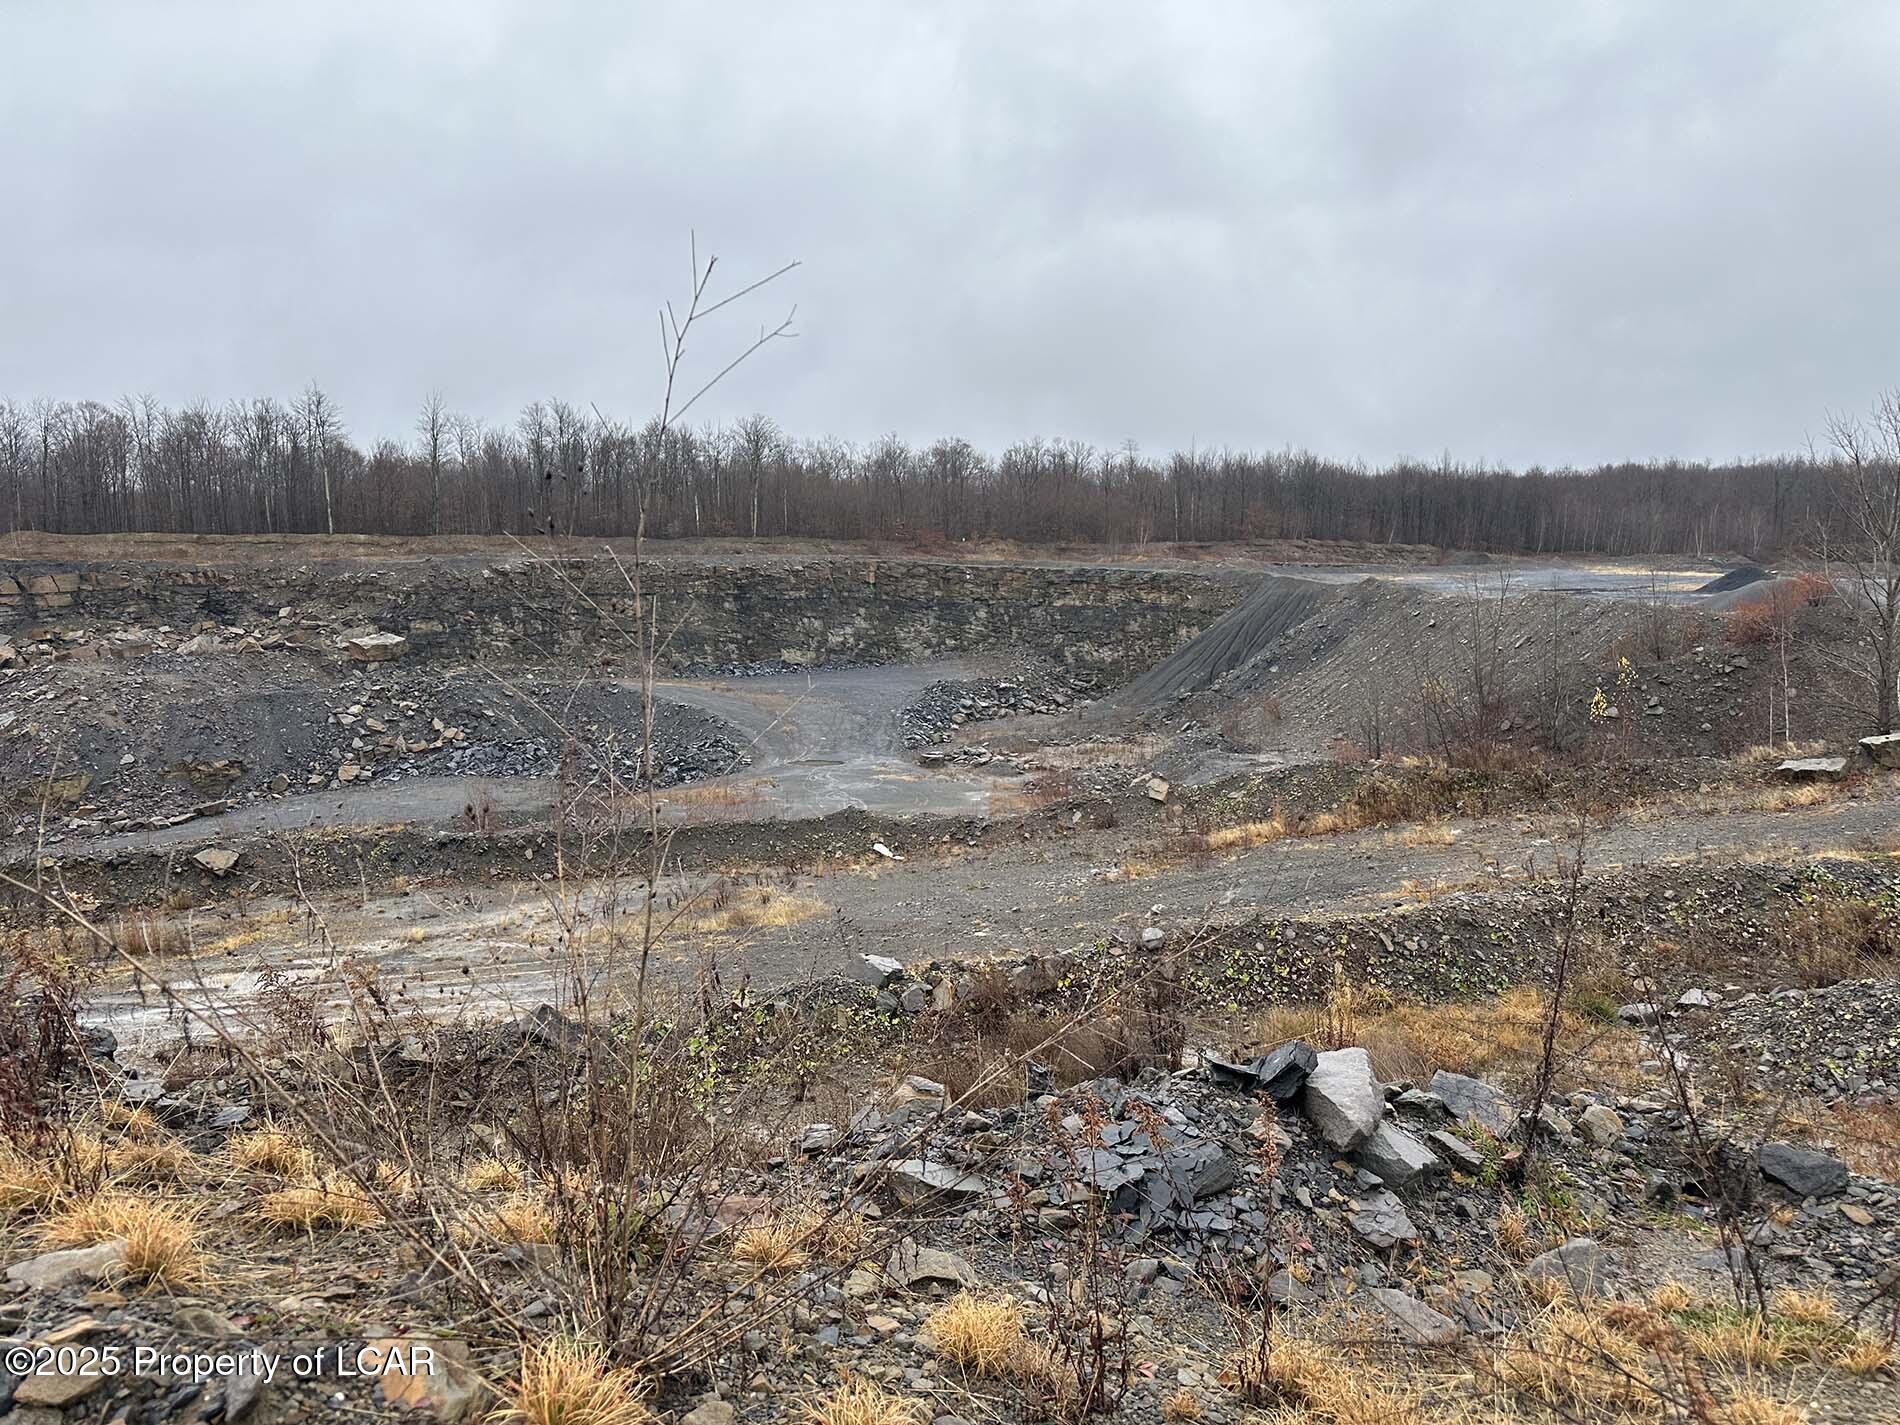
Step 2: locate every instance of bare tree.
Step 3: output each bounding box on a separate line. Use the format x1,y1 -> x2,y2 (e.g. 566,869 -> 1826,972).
416,390 -> 449,535
1823,391 -> 1900,732
294,382 -> 343,535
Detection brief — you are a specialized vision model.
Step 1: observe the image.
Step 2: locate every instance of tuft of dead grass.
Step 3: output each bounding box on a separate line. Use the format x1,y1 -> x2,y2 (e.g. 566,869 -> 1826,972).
924,1292 -> 1027,1376
731,1206 -> 866,1273
464,1156 -> 523,1192
459,1192 -> 555,1246
1160,1389 -> 1204,1423
42,1193 -> 207,1288
107,1135 -> 198,1186
492,1338 -> 653,1425
1253,1331 -> 1429,1425
1715,1391 -> 1808,1425
0,1143 -> 66,1216
1196,816 -> 1290,853
258,1179 -> 379,1230
798,1376 -> 926,1425
225,1127 -> 317,1180
681,888 -> 826,936
731,1217 -> 811,1273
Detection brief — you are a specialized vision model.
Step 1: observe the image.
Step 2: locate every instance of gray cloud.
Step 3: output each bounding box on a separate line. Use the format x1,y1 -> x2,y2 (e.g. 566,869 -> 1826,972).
3,0 -> 1896,466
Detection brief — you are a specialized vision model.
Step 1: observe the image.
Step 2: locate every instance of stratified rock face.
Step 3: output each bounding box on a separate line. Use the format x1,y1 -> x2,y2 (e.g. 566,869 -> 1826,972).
0,555 -> 1248,678
1303,1048 -> 1383,1151
1758,1143 -> 1849,1199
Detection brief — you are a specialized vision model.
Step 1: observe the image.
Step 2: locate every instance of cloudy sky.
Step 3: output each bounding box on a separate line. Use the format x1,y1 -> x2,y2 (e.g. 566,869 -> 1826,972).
3,1 -> 1896,467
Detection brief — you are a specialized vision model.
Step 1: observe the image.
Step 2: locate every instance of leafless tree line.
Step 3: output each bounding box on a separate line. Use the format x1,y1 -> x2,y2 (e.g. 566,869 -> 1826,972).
0,387 -> 1867,554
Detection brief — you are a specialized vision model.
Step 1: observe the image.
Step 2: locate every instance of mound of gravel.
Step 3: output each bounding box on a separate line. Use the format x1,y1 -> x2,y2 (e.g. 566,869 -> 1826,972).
899,668 -> 1093,747
1117,574 -> 1329,706
1695,566 -> 1773,596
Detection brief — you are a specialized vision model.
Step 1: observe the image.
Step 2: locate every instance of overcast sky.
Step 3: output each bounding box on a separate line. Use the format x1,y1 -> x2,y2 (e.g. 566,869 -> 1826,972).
3,1 -> 1896,468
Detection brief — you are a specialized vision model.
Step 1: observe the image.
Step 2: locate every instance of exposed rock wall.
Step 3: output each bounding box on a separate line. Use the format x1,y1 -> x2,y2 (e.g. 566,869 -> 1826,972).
0,556 -> 1248,678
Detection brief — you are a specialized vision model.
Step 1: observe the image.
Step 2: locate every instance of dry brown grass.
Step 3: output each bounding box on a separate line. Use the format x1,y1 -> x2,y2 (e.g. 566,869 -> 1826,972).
1498,1302 -> 1661,1419
656,780 -> 764,813
225,1127 -> 317,1180
1736,740 -> 1831,766
731,1206 -> 866,1273
113,911 -> 192,957
1715,1391 -> 1808,1425
42,1193 -> 208,1288
258,1179 -> 380,1230
1251,983 -> 1639,1092
460,1192 -> 555,1246
798,1377 -> 926,1425
464,1156 -> 523,1192
680,888 -> 826,935
492,1338 -> 653,1425
1160,1389 -> 1204,1423
0,1143 -> 67,1215
1196,816 -> 1290,852
1770,1288 -> 1839,1329
924,1292 -> 1027,1376
731,1216 -> 812,1273
1387,820 -> 1458,848
1254,1332 -> 1431,1425
1832,1336 -> 1893,1376
1497,1205 -> 1538,1262
107,1135 -> 198,1186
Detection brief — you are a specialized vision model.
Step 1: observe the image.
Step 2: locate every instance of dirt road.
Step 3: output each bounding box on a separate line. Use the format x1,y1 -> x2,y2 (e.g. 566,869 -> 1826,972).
86,778 -> 1899,1048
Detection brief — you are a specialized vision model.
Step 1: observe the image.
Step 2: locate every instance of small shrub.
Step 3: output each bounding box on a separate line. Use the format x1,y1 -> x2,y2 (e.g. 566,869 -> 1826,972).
1724,599 -> 1775,645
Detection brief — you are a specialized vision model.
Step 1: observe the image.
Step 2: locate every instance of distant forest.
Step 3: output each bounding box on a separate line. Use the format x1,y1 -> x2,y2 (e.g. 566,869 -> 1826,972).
0,390 -> 1842,555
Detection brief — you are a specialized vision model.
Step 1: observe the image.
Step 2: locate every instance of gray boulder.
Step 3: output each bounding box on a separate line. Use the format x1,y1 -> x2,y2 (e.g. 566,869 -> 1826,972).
1577,1104 -> 1624,1147
853,954 -> 905,988
1349,1189 -> 1419,1248
1524,1237 -> 1605,1296
887,1240 -> 979,1291
888,1159 -> 991,1210
1860,732 -> 1900,768
1357,1122 -> 1443,1189
1758,1143 -> 1848,1199
5,1240 -> 126,1291
1427,1070 -> 1516,1136
1428,1129 -> 1486,1175
1303,1048 -> 1383,1151
1369,1288 -> 1462,1345
1775,756 -> 1847,781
